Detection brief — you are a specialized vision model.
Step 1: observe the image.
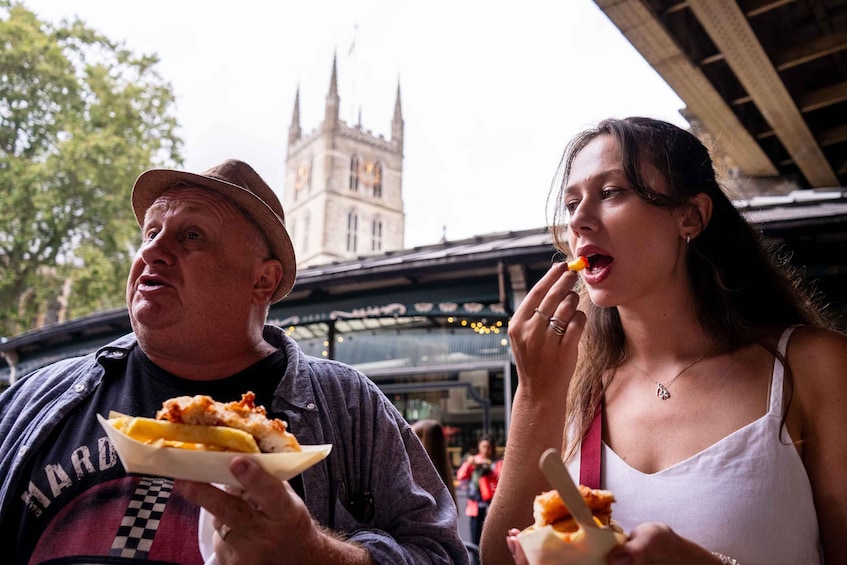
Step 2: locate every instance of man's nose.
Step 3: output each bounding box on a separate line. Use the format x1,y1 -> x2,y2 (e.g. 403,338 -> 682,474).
138,231 -> 176,265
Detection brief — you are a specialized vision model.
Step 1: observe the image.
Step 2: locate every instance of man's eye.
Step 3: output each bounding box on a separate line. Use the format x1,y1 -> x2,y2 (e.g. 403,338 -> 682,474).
186,231 -> 201,241
144,229 -> 159,241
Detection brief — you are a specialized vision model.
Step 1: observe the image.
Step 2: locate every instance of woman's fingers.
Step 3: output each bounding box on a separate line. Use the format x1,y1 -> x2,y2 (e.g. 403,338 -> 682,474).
516,264 -> 579,322
512,265 -> 582,346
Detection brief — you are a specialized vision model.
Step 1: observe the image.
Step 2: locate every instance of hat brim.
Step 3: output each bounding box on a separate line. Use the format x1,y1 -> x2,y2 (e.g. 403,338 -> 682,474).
131,169 -> 296,303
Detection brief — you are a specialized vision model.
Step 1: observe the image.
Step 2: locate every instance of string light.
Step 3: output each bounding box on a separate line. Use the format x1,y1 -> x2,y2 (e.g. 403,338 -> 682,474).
444,317 -> 507,334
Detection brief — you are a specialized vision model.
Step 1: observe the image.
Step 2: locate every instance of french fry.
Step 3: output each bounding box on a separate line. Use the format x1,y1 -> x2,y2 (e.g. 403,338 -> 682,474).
567,256 -> 589,271
111,416 -> 261,453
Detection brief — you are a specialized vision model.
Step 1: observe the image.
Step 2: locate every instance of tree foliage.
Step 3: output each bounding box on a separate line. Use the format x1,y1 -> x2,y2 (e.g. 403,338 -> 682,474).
0,1 -> 183,336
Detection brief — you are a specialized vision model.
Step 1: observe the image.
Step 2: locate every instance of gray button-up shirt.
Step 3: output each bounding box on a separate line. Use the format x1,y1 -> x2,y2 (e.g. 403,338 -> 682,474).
0,325 -> 468,564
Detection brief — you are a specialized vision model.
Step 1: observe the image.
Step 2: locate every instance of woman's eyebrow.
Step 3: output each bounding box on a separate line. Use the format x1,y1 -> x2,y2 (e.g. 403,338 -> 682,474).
566,168 -> 629,191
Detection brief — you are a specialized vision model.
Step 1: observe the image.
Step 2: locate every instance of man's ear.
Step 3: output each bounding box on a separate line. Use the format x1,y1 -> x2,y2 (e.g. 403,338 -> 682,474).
679,192 -> 712,240
253,259 -> 284,303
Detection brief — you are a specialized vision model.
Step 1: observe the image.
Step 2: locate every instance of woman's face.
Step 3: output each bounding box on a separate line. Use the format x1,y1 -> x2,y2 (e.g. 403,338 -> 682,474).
564,134 -> 688,310
478,439 -> 493,458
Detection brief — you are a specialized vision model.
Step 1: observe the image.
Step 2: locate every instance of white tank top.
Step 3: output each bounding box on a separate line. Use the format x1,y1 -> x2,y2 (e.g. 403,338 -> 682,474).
567,327 -> 821,564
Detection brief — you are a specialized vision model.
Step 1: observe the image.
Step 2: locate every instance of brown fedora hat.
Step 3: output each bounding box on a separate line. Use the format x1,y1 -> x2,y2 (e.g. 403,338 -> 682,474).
131,159 -> 296,303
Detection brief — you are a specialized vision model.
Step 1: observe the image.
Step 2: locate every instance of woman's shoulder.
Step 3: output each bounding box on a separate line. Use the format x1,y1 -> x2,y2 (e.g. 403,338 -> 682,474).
787,325 -> 847,365
786,325 -> 847,411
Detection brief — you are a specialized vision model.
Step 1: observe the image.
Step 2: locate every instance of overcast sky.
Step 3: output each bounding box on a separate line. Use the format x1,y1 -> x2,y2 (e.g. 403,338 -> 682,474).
24,0 -> 686,248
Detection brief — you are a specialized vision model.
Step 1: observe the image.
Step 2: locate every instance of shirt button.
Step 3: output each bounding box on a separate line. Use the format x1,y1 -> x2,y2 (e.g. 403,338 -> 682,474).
73,383 -> 85,393
306,402 -> 316,411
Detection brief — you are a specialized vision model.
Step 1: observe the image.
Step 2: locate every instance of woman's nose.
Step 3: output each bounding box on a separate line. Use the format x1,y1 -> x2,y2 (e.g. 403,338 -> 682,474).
568,202 -> 598,234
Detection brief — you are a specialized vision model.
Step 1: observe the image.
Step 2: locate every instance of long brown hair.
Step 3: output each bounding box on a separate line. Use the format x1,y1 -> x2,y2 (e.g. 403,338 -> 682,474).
550,117 -> 832,460
412,419 -> 458,506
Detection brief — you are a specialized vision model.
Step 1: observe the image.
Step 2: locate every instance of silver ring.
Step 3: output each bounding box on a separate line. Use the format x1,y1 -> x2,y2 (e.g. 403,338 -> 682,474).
219,523 -> 231,541
549,320 -> 566,335
534,307 -> 552,321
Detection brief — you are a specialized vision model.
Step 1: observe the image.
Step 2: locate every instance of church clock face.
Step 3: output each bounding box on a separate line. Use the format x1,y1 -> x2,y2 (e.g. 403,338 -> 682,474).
295,161 -> 310,191
357,159 -> 381,187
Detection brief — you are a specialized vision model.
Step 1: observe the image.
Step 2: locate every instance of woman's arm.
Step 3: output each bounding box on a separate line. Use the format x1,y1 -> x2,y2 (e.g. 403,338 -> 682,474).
456,458 -> 475,482
790,326 -> 847,563
480,264 -> 585,564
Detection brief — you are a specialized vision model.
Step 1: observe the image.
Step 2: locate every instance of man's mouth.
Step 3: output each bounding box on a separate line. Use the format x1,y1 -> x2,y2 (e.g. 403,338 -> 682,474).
139,275 -> 168,288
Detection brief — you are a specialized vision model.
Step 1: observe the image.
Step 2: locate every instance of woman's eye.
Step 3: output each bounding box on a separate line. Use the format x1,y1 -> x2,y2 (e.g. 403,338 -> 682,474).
565,200 -> 579,213
600,186 -> 624,199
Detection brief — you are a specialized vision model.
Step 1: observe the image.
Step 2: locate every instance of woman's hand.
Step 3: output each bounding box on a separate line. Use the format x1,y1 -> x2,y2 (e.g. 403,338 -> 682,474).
508,262 -> 585,398
506,528 -> 528,564
607,523 -> 726,565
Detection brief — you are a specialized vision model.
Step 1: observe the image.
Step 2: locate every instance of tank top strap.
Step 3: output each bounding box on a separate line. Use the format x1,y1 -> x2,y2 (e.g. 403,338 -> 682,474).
769,326 -> 797,416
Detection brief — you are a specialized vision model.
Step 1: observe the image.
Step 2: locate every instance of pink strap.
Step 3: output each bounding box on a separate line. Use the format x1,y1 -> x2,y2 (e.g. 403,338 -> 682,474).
579,403 -> 602,489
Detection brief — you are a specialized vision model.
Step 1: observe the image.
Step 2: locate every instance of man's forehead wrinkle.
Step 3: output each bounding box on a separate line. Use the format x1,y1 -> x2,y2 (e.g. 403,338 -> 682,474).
144,191 -> 234,224
143,199 -> 203,225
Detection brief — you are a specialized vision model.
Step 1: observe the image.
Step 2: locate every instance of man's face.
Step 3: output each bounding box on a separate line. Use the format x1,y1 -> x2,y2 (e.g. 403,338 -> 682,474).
126,186 -> 267,339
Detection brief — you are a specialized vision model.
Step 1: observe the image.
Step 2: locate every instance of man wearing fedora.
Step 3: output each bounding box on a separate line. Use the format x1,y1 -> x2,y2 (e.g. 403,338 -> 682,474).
0,160 -> 468,564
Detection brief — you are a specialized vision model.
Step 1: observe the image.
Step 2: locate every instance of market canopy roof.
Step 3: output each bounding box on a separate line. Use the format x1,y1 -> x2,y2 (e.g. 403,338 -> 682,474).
594,0 -> 847,188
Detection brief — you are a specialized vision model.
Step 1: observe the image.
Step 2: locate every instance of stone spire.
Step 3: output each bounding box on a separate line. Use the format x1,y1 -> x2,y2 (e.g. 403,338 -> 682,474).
391,79 -> 404,149
288,85 -> 301,146
324,53 -> 340,131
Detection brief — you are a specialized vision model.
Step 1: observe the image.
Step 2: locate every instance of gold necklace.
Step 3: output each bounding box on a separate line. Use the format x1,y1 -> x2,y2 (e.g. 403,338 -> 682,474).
629,351 -> 709,400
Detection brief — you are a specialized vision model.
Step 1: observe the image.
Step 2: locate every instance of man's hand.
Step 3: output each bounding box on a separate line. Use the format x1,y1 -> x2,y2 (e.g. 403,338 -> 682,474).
177,456 -> 372,565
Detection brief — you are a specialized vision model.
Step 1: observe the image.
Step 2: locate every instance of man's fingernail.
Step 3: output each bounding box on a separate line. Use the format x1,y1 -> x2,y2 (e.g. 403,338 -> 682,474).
231,458 -> 250,476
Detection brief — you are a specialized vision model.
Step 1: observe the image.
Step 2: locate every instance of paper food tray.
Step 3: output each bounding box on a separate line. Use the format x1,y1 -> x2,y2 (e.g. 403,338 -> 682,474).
516,524 -> 626,565
98,413 -> 331,486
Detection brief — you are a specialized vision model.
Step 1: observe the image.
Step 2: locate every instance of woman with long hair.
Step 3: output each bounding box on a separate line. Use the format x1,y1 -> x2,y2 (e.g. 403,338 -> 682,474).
482,117 -> 847,564
413,419 -> 458,507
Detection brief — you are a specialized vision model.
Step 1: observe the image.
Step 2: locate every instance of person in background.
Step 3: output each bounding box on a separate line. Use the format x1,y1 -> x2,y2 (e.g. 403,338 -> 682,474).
413,419 -> 458,507
0,159 -> 468,564
457,433 -> 503,547
481,117 -> 847,564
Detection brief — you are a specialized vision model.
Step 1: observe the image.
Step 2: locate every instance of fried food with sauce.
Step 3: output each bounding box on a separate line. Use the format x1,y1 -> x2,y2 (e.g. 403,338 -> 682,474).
156,391 -> 301,453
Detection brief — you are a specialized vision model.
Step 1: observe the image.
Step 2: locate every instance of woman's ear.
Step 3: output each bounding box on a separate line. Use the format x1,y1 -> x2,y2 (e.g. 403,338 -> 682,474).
679,192 -> 712,241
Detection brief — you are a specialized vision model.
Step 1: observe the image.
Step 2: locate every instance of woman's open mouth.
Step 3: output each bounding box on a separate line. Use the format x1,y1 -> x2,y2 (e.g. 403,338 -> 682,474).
585,253 -> 613,273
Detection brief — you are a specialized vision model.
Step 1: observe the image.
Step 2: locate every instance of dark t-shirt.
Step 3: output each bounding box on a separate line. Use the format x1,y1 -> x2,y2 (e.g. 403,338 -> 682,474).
7,346 -> 294,565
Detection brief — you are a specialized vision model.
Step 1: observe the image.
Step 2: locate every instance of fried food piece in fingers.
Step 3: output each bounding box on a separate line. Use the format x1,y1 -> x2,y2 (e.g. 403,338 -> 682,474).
566,256 -> 589,271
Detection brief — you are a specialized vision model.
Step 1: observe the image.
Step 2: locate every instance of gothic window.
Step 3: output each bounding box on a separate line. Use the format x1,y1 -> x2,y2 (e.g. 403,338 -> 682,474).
295,158 -> 311,200
346,210 -> 358,252
372,163 -> 382,198
371,217 -> 383,251
349,155 -> 359,191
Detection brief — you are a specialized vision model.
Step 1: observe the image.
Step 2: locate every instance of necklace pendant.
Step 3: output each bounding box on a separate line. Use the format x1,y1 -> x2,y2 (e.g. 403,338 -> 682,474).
655,383 -> 671,400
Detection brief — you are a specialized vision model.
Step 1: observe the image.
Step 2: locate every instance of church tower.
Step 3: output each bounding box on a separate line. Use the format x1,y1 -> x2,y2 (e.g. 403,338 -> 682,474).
283,56 -> 405,268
